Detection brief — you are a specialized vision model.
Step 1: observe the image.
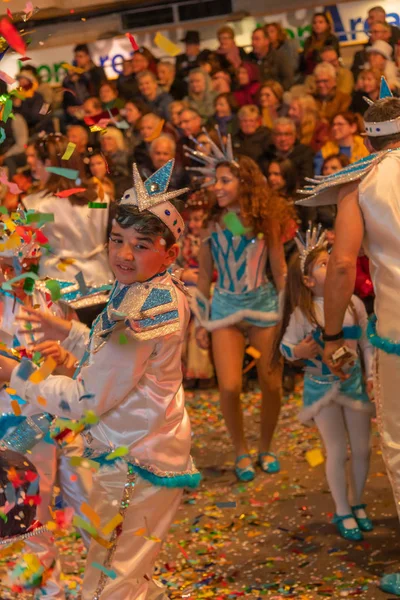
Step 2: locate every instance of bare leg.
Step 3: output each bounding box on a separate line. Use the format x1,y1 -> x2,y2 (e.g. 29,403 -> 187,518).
212,326 -> 248,467
248,325 -> 282,455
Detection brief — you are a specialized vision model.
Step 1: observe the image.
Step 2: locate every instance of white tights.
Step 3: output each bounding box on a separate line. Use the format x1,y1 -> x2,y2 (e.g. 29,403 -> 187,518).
314,403 -> 371,527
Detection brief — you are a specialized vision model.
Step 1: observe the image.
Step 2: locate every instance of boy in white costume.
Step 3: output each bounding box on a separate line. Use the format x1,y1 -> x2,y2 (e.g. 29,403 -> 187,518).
0,160 -> 200,599
296,78 -> 400,595
0,211 -> 92,599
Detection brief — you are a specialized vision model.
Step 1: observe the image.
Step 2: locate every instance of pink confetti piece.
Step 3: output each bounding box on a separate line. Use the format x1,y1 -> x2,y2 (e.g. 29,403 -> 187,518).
0,173 -> 22,195
0,70 -> 16,84
24,1 -> 33,14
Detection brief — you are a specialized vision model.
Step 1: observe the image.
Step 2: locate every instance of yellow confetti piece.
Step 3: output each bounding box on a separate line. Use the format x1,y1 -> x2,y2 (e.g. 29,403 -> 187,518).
246,346 -> 261,360
81,502 -> 101,528
5,232 -> 22,249
154,32 -> 181,57
69,456 -> 100,471
2,217 -> 16,231
10,399 -> 21,415
144,118 -> 164,142
133,527 -> 146,536
91,533 -> 112,548
61,62 -> 84,74
305,448 -> 324,468
62,142 -> 76,160
37,395 -> 47,406
102,513 -> 123,536
145,535 -> 162,542
29,356 -> 57,383
5,387 -> 16,395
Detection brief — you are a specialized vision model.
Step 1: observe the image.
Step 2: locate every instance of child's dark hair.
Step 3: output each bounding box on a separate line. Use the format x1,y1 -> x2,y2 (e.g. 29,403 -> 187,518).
115,203 -> 176,248
0,449 -> 38,538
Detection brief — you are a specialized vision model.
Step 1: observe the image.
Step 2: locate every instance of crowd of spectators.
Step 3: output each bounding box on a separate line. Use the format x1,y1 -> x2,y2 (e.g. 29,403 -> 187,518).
2,4 -> 400,236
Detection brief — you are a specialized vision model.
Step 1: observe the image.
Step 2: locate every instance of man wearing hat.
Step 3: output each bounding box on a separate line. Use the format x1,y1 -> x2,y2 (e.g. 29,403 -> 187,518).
175,30 -> 210,81
296,80 -> 400,596
366,39 -> 400,91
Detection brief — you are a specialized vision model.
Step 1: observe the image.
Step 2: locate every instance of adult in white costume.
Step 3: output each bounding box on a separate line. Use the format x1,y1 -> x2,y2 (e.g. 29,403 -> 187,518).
297,78 -> 400,595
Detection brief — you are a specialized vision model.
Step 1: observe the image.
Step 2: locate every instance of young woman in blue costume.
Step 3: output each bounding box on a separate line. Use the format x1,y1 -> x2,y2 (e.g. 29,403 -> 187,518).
278,228 -> 374,541
193,151 -> 294,482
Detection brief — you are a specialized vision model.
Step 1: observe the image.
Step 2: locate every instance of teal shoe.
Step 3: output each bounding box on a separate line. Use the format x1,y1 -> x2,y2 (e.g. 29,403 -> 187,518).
380,573 -> 400,595
234,454 -> 255,482
352,503 -> 374,532
258,451 -> 280,474
332,513 -> 363,541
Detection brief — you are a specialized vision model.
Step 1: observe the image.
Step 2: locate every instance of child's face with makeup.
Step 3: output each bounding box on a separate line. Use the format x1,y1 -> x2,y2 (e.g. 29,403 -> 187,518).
108,221 -> 178,285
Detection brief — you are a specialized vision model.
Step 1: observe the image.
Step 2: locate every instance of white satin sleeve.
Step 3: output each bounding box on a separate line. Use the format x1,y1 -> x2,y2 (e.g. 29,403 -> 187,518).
10,327 -> 156,420
61,319 -> 91,360
280,307 -> 313,361
352,294 -> 374,379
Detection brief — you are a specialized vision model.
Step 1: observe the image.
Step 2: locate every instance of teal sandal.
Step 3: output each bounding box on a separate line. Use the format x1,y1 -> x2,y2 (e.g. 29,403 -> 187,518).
380,573 -> 400,596
351,503 -> 373,532
234,454 -> 255,482
258,452 -> 280,474
332,513 -> 363,541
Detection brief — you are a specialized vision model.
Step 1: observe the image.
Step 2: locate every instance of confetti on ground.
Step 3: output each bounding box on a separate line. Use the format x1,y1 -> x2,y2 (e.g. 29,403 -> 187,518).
0,382 -> 396,599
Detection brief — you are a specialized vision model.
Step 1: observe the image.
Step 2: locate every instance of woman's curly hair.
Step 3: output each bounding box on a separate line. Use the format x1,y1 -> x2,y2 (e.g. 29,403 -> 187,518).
213,155 -> 296,235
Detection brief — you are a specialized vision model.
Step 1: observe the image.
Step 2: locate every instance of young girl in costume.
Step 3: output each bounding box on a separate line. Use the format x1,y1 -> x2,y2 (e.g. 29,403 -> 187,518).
188,133 -> 294,481
180,192 -> 215,386
279,227 -> 374,540
0,160 -> 199,600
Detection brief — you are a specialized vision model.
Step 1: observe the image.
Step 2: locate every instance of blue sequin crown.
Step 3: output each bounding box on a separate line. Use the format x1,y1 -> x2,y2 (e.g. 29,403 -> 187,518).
184,127 -> 239,187
119,160 -> 188,240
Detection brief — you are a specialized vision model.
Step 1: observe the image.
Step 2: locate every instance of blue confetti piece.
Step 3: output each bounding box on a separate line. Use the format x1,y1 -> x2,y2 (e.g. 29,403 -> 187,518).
215,501 -> 236,508
59,399 -> 71,412
16,359 -> 35,382
27,477 -> 39,496
5,482 -> 16,505
91,562 -> 117,579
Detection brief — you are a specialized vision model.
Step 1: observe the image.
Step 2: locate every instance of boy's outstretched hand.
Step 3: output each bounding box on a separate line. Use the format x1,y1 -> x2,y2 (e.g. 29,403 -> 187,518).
15,306 -> 72,344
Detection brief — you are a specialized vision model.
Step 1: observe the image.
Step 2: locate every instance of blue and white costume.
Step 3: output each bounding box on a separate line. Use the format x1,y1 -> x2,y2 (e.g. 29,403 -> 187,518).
193,224 -> 279,330
280,295 -> 374,423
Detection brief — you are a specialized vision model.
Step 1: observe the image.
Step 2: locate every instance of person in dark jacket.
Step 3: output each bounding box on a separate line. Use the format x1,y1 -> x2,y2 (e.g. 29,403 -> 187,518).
117,58 -> 140,101
350,68 -> 381,116
261,117 -> 314,187
13,69 -> 52,134
157,61 -> 187,100
300,13 -> 340,76
62,44 -> 105,126
247,26 -> 294,90
137,71 -> 173,121
232,104 -> 272,164
175,31 -> 210,81
207,93 -> 239,137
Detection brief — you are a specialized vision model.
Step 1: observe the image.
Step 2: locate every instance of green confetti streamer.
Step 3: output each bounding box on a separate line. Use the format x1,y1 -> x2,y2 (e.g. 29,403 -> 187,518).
73,515 -> 98,536
0,206 -> 7,214
26,212 -> 54,224
119,333 -> 128,345
105,446 -> 129,461
88,202 -> 107,209
2,98 -> 13,123
222,212 -> 251,236
45,279 -> 61,301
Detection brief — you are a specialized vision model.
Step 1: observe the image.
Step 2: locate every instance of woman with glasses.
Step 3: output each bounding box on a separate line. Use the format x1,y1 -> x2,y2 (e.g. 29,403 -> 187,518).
314,111 -> 369,175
